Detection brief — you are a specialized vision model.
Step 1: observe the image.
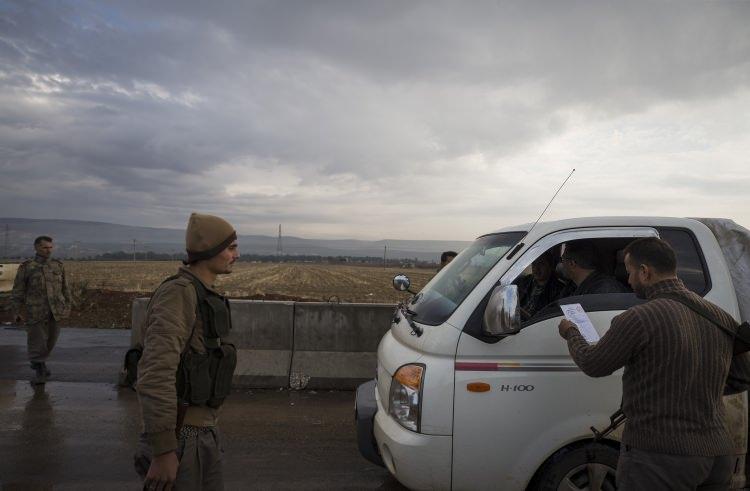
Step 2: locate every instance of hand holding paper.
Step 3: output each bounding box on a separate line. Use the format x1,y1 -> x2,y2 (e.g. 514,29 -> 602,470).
559,303 -> 600,343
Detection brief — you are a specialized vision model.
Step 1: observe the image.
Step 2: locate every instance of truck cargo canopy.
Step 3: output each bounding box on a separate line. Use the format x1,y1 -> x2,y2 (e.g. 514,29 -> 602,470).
695,218 -> 750,323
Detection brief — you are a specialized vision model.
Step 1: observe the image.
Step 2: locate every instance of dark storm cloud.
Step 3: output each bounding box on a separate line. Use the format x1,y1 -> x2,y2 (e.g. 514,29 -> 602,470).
1,0 -> 749,238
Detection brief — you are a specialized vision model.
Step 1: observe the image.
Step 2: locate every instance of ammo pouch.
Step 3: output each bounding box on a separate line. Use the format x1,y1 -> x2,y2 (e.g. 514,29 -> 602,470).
177,343 -> 237,408
175,275 -> 237,408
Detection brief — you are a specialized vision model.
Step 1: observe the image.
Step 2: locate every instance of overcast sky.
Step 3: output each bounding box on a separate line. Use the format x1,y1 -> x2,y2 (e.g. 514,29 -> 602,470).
1,1 -> 749,241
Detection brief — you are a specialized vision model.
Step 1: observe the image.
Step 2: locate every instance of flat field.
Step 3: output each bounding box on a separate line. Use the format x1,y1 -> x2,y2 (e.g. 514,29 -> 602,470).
64,261 -> 436,304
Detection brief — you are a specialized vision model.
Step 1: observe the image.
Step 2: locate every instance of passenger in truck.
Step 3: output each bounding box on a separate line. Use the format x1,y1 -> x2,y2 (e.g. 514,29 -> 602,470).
556,239 -> 629,299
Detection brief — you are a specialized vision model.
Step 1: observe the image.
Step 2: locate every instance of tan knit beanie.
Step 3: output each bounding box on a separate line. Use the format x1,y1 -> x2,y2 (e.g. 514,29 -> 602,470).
185,213 -> 237,263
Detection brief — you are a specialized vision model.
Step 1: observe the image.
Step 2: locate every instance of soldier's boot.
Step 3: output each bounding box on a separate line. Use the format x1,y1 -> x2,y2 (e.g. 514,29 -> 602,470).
31,362 -> 46,385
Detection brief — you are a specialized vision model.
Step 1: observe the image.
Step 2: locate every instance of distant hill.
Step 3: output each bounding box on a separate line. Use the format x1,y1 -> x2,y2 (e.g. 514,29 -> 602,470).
0,218 -> 471,261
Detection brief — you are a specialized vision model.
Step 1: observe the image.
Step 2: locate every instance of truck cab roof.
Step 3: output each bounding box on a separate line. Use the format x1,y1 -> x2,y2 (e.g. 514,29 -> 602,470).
486,216 -> 714,243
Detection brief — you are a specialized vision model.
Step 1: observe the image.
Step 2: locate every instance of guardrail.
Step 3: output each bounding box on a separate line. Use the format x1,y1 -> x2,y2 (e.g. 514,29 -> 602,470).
131,299 -> 395,389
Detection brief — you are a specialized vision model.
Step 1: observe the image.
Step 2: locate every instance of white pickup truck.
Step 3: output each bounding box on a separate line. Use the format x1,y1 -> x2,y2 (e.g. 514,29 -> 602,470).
355,216 -> 750,490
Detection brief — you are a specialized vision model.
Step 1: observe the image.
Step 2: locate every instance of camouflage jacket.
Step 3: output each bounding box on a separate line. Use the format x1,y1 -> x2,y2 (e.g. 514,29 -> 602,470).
11,255 -> 71,322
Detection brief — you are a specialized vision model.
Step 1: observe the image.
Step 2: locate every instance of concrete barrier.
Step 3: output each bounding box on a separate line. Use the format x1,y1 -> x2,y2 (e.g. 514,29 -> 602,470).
130,298 -> 396,390
289,303 -> 395,390
227,300 -> 294,389
131,297 -> 149,348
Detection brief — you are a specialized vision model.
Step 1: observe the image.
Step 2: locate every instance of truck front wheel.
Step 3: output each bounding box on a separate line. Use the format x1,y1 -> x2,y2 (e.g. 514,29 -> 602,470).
532,443 -> 619,491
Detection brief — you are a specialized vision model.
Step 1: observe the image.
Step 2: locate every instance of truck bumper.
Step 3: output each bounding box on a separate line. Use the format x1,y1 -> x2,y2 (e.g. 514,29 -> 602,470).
355,379 -> 384,467
373,395 -> 452,491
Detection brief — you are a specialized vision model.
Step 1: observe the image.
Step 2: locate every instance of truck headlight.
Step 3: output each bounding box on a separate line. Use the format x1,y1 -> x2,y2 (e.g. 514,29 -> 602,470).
388,364 -> 425,432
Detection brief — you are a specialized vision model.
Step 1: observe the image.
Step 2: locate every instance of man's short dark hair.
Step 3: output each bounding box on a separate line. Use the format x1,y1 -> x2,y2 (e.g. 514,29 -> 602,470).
34,236 -> 53,246
563,240 -> 598,270
624,237 -> 677,275
440,251 -> 458,263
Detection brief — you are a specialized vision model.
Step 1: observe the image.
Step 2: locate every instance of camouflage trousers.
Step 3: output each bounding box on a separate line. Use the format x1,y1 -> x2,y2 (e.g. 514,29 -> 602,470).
26,313 -> 59,364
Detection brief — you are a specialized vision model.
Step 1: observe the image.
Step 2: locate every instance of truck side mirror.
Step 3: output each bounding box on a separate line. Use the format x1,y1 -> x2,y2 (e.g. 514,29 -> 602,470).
483,285 -> 521,337
393,274 -> 411,292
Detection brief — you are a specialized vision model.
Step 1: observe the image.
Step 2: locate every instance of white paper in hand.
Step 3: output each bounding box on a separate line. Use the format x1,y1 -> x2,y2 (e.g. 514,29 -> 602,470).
560,303 -> 600,343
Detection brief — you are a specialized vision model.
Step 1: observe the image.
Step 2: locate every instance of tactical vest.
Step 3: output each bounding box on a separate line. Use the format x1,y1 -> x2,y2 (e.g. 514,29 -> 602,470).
160,273 -> 237,409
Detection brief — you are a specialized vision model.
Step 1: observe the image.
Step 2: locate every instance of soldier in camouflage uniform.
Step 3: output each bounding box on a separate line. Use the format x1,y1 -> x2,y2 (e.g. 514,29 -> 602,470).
11,235 -> 70,384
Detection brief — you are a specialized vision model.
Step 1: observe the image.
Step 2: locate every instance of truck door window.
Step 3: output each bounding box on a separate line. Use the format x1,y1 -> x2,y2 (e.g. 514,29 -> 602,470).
517,238 -> 637,324
655,228 -> 710,295
462,228 -> 658,342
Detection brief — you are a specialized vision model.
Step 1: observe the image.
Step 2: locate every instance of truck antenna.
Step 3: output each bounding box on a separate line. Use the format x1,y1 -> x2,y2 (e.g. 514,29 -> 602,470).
525,168 -> 575,238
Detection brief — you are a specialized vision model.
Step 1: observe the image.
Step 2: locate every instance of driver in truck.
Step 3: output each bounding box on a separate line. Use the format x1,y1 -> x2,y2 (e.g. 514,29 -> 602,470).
516,250 -> 564,320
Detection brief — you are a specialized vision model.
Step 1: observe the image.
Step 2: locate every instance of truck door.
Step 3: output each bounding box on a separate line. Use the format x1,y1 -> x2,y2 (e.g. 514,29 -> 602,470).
451,227 -> 658,491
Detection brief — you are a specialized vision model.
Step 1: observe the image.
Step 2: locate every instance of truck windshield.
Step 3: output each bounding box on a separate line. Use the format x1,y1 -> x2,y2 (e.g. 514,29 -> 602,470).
409,232 -> 525,326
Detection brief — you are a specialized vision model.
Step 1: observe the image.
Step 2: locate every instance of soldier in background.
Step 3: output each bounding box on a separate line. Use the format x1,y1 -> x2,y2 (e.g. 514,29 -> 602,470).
438,250 -> 457,271
11,235 -> 70,384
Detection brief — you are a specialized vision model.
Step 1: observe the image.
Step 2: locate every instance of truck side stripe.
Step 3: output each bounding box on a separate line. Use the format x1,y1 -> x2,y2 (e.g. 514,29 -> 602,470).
455,361 -> 580,372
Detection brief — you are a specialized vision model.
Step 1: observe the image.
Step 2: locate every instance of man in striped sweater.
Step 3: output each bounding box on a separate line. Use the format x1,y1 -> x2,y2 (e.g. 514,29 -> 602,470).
558,237 -> 750,490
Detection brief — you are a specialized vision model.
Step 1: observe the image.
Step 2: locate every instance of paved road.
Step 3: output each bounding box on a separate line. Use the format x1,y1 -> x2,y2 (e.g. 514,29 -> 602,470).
0,326 -> 406,490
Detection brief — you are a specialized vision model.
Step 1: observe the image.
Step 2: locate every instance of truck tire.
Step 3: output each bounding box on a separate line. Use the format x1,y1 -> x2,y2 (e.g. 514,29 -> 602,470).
533,443 -> 619,491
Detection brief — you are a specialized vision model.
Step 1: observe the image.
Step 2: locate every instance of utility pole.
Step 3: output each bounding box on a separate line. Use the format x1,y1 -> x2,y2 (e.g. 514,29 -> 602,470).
383,244 -> 387,269
3,224 -> 8,260
132,239 -> 137,262
276,224 -> 283,258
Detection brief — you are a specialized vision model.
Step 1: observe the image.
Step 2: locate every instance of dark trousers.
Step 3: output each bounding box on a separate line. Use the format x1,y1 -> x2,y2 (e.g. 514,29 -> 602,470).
617,445 -> 732,491
136,426 -> 224,491
27,313 -> 59,364
175,427 -> 224,491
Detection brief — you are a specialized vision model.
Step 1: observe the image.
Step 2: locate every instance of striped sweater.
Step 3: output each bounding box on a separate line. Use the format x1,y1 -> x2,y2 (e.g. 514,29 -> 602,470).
563,278 -> 750,456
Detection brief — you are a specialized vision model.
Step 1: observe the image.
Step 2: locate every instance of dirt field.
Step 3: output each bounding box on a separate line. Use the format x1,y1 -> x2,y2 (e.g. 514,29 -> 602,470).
1,262 -> 437,328
64,261 -> 435,303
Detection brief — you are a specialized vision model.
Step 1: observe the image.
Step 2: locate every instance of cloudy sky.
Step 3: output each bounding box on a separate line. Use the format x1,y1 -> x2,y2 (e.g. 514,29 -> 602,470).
1,1 -> 749,241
